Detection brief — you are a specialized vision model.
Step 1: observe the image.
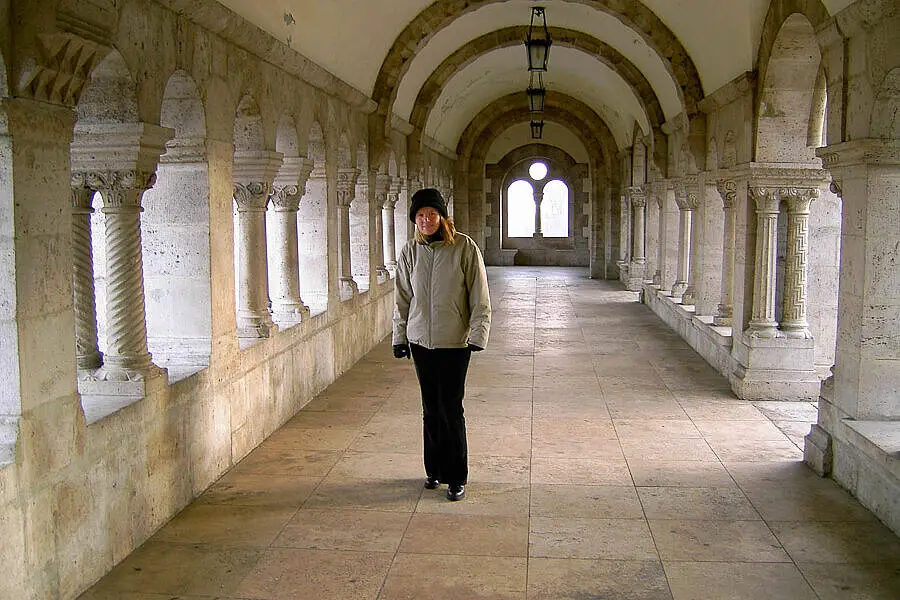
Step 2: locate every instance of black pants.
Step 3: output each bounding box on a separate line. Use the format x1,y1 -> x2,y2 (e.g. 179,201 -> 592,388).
410,344 -> 472,486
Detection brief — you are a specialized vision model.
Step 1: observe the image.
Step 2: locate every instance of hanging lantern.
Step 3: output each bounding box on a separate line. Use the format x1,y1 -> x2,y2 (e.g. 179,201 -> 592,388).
524,7 -> 551,71
527,72 -> 546,113
530,120 -> 545,139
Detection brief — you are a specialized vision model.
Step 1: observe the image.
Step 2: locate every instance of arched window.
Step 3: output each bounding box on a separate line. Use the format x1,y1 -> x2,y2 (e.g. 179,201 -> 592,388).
541,179 -> 569,237
507,179 -> 535,238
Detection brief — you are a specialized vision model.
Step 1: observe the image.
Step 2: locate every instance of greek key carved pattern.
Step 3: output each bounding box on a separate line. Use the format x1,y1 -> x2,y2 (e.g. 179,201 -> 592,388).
782,211 -> 810,328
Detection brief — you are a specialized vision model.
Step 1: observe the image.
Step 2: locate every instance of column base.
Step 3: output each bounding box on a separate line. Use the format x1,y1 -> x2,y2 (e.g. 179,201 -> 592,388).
340,277 -> 359,301
804,424 -> 833,476
237,313 -> 274,339
671,281 -> 687,298
729,334 -> 820,400
272,300 -> 310,328
626,262 -> 645,291
77,365 -> 168,424
376,267 -> 390,284
681,286 -> 697,306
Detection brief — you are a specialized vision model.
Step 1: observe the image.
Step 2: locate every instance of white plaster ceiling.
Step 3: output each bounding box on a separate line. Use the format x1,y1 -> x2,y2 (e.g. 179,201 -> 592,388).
218,0 -> 852,152
486,122 -> 589,164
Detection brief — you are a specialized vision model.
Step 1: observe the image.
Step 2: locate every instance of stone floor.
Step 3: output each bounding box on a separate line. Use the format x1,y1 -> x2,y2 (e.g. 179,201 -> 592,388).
78,267 -> 900,599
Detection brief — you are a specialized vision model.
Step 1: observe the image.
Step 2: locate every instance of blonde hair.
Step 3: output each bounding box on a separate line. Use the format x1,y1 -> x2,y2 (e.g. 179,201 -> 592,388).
415,216 -> 457,246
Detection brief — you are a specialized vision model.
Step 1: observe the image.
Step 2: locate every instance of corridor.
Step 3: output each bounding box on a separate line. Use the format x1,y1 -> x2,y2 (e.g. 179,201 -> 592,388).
78,267 -> 900,600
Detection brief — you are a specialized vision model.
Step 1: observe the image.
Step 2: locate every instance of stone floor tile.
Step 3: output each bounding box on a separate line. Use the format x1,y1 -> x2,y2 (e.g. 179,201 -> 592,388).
465,386 -> 533,417
467,454 -> 531,484
620,437 -> 719,462
265,426 -> 360,450
302,476 -> 424,512
527,558 -> 672,600
532,435 -> 624,460
648,519 -> 790,562
400,513 -> 529,556
606,399 -> 687,420
752,400 -> 819,421
79,541 -> 262,597
283,409 -> 374,430
272,508 -> 410,552
233,548 -> 392,600
772,419 -> 813,448
231,445 -> 341,478
152,504 -> 296,547
627,459 -> 736,488
637,486 -> 761,520
530,484 -> 644,519
416,482 -> 529,516
676,399 -> 770,421
769,520 -> 900,563
196,471 -> 320,508
798,562 -> 900,599
707,438 -> 804,462
691,418 -> 790,441
663,561 -> 817,600
613,419 -> 702,439
529,517 -> 658,560
739,481 -> 881,522
379,554 -> 526,600
531,456 -> 633,485
328,451 -> 423,479
303,393 -> 387,413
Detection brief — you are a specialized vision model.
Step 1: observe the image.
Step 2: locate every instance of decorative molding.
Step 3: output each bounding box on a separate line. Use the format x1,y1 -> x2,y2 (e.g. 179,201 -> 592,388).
716,179 -> 737,209
18,33 -> 110,105
233,182 -> 270,211
269,185 -> 302,211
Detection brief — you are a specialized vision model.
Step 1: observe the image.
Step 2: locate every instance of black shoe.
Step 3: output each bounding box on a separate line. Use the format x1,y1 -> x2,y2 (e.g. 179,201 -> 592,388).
447,484 -> 465,501
424,476 -> 440,490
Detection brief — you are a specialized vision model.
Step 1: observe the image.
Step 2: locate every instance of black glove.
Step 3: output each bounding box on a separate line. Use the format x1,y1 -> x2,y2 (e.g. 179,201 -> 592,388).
467,343 -> 484,352
393,344 -> 411,359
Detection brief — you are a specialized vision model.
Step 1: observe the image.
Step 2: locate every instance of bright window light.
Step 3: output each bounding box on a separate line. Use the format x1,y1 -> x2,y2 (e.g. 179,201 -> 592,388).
541,179 -> 568,237
529,161 -> 548,180
507,179 -> 535,238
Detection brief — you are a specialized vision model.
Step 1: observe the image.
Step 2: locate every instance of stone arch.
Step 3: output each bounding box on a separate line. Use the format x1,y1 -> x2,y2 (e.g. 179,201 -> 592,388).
754,5 -> 829,162
143,70 -> 212,379
372,0 -> 703,140
408,26 -> 663,138
299,121 -> 329,313
870,67 -> 900,139
76,50 -> 139,125
234,94 -> 265,152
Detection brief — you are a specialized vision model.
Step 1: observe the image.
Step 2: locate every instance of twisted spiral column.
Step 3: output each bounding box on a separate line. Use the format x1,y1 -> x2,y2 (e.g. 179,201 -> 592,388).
71,175 -> 102,370
91,170 -> 156,380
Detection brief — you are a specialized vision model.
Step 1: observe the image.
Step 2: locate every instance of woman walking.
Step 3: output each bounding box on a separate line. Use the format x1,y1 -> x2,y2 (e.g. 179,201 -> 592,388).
392,188 -> 491,501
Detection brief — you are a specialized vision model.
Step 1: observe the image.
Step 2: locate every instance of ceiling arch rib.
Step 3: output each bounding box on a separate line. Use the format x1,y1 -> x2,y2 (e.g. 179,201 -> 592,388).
374,0 -> 703,138
424,46 -> 642,150
408,26 -> 664,144
458,92 -> 620,173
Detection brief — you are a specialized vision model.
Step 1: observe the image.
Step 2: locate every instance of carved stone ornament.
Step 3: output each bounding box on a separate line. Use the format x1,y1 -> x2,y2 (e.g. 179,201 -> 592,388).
269,185 -> 302,211
78,170 -> 157,208
716,179 -> 737,209
20,33 -> 110,105
749,186 -> 781,213
233,182 -> 270,211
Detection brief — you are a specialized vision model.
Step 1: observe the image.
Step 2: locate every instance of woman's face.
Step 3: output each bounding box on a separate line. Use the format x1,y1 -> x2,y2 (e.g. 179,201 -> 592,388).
415,206 -> 442,236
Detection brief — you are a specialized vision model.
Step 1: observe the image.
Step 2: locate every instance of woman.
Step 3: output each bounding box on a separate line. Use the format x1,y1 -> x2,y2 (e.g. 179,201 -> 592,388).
392,188 -> 491,501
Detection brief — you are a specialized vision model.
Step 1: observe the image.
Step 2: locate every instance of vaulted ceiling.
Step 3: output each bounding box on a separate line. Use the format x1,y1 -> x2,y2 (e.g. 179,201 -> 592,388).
217,0 -> 853,156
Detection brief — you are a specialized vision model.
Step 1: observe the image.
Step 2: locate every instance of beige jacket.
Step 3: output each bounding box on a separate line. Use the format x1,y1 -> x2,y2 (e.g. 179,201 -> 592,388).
392,233 -> 491,350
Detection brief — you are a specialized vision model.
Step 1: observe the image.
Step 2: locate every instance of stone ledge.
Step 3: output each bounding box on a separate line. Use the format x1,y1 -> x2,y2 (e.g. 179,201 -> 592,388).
79,371 -> 169,425
842,420 -> 900,480
0,417 -> 17,466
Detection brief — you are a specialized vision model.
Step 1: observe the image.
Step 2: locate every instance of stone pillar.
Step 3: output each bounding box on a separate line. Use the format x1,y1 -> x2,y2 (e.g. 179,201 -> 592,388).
336,168 -> 359,300
617,191 -> 630,278
90,169 -> 159,380
373,173 -> 391,283
681,176 -> 701,305
780,188 -> 818,338
747,186 -> 780,338
714,179 -> 737,326
626,186 -> 646,290
672,182 -> 693,298
534,186 -> 544,237
233,182 -> 275,338
268,157 -> 313,328
383,178 -> 400,275
70,176 -> 102,371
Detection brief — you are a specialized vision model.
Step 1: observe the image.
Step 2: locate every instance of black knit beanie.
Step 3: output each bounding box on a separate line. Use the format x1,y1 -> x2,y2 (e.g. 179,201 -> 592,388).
409,188 -> 448,222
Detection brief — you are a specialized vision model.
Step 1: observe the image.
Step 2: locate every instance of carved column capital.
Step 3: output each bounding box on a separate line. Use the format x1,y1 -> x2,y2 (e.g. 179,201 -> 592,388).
781,187 -> 819,214
749,186 -> 781,213
269,185 -> 302,212
716,179 -> 737,209
626,186 -> 646,207
233,182 -> 270,212
336,168 -> 359,207
374,173 -> 392,209
386,178 -> 402,209
82,169 -> 157,211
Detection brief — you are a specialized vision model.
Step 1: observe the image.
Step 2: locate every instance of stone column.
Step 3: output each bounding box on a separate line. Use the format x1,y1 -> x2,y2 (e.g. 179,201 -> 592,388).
618,191 -> 630,271
672,182 -> 693,298
534,186 -> 544,237
626,186 -> 646,289
90,170 -> 159,380
681,176 -> 702,305
268,157 -> 313,328
336,168 -> 359,300
234,182 -> 275,338
383,178 -> 401,275
747,186 -> 780,338
373,173 -> 391,283
781,188 -> 818,338
714,179 -> 737,326
70,176 -> 102,371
